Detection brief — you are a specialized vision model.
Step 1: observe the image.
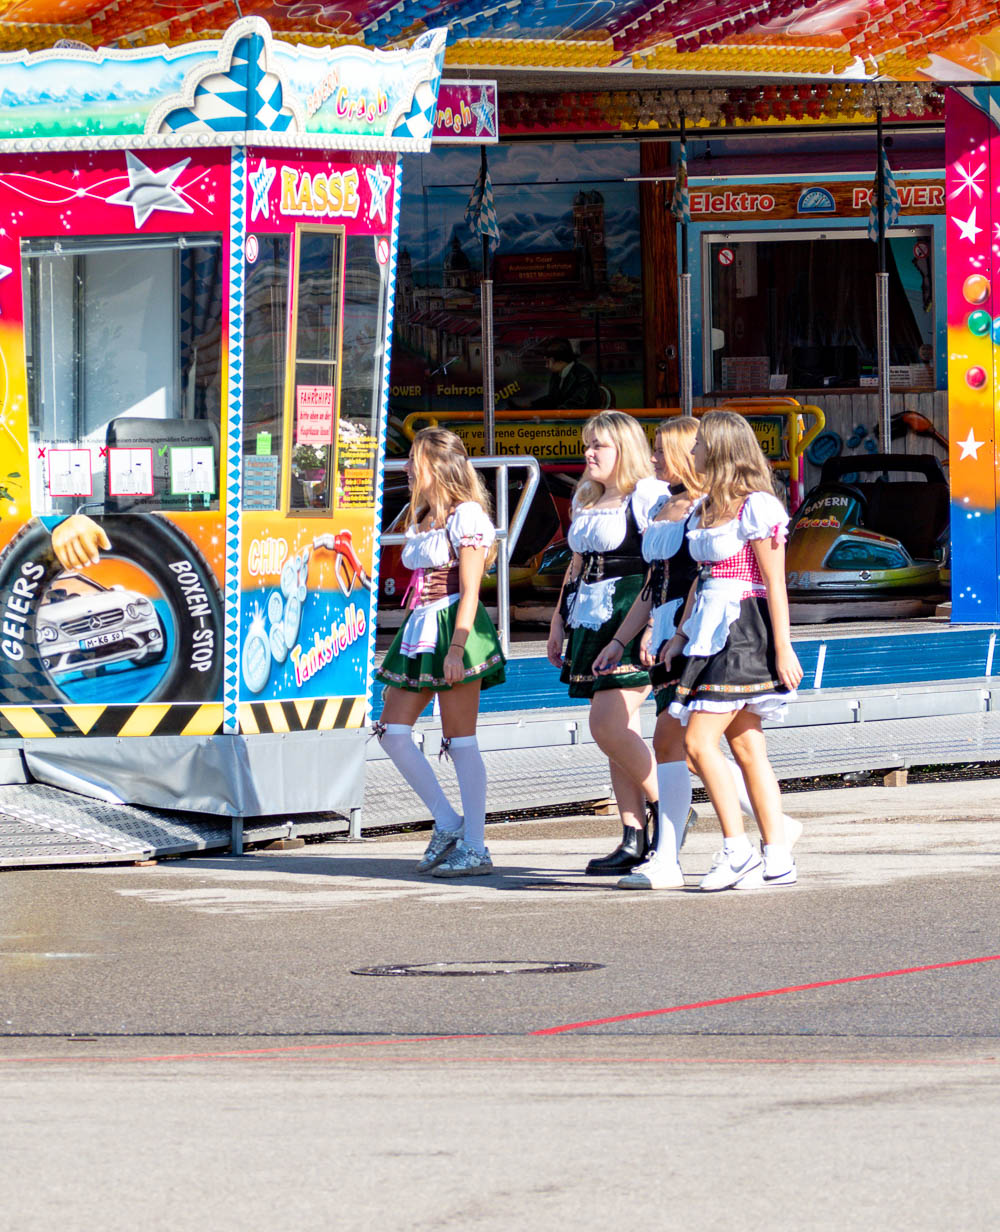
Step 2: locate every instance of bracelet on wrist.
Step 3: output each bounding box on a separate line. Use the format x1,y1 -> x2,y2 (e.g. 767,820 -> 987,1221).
610,636 -> 625,649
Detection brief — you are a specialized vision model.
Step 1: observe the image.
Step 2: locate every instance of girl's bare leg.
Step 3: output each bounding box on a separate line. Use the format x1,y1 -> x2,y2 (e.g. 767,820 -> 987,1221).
589,686 -> 657,822
725,709 -> 786,847
683,709 -> 745,839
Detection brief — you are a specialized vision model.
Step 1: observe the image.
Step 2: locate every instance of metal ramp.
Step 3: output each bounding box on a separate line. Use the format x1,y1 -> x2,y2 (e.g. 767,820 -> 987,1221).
0,785 -> 349,869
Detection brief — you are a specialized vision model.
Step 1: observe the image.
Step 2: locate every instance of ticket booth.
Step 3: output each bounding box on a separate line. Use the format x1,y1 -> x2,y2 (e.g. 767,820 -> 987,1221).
0,17 -> 445,833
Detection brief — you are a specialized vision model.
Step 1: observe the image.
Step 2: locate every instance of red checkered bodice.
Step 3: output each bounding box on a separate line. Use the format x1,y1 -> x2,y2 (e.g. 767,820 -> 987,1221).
708,539 -> 764,590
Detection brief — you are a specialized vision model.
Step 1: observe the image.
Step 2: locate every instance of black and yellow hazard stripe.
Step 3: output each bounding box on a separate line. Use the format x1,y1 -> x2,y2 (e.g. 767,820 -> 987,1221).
238,696 -> 366,734
0,697 -> 367,739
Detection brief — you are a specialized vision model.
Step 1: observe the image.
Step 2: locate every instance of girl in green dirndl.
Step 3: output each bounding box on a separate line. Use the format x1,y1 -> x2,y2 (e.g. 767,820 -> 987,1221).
547,411 -> 672,876
374,428 -> 505,877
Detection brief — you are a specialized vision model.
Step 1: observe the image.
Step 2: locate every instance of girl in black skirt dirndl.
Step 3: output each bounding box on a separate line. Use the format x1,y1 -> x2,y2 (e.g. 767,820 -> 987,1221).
660,411 -> 803,892
546,411 -> 671,876
374,428 -> 505,878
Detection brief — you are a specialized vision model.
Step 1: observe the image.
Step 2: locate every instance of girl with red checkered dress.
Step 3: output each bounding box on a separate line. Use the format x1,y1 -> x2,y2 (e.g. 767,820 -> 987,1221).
659,411 -> 804,892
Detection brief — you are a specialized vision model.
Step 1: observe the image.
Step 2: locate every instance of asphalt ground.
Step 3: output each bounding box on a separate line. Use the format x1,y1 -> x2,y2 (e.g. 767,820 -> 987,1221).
2,777 -> 1000,1230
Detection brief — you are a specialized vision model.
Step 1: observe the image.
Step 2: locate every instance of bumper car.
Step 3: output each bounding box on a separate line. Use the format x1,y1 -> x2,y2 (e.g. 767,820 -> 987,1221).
785,453 -> 949,623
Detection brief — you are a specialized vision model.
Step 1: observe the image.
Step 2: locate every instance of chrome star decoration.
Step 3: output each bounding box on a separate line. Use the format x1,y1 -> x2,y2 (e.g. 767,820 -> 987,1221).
366,161 -> 392,225
107,151 -> 195,228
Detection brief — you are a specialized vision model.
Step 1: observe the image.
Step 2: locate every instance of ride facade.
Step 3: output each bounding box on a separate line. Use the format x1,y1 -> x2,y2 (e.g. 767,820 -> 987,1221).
0,15 -> 445,836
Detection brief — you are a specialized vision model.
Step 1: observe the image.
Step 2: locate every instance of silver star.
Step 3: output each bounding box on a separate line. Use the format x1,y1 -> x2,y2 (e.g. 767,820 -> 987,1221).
471,87 -> 496,138
107,151 -> 194,228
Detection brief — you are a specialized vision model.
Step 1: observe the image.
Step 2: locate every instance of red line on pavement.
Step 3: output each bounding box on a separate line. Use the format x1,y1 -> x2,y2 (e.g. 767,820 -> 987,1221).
530,954 -> 1000,1035
3,953 -> 1000,1065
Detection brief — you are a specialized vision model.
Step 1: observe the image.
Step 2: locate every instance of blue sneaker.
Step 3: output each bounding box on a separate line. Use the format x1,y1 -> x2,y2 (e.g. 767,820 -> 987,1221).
416,826 -> 460,873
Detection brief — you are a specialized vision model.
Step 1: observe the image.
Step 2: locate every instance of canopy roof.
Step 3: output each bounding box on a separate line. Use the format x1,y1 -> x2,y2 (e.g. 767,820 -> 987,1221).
0,1 -> 997,82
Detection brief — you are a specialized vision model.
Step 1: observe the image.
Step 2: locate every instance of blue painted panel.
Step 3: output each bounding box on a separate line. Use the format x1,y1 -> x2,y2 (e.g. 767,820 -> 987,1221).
370,627 -> 999,718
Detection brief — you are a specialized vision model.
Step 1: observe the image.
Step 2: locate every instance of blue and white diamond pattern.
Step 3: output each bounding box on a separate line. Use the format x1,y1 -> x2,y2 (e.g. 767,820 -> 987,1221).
160,32 -> 298,137
390,79 -> 437,144
365,156 -> 403,718
224,146 -> 247,735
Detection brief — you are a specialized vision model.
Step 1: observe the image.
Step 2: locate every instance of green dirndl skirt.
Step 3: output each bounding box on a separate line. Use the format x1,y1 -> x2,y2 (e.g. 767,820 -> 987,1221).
375,599 -> 506,694
560,573 -> 650,699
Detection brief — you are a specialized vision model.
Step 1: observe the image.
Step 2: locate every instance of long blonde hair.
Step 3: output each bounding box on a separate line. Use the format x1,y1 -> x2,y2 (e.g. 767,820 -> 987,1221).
656,416 -> 703,495
575,411 -> 653,509
405,427 -> 497,564
696,410 -> 780,525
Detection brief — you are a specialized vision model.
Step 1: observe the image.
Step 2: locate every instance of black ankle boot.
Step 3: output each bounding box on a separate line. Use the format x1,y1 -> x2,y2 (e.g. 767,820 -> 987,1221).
645,799 -> 660,855
585,822 -> 648,875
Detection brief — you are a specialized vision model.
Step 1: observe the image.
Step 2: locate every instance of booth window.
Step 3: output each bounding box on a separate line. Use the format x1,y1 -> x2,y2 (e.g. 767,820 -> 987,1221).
21,234 -> 223,517
704,228 -> 935,393
243,235 -> 291,510
285,225 -> 345,514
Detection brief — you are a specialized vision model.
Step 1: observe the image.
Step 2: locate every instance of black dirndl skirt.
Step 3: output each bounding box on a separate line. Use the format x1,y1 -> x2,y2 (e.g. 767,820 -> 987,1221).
673,596 -> 789,711
560,573 -> 650,700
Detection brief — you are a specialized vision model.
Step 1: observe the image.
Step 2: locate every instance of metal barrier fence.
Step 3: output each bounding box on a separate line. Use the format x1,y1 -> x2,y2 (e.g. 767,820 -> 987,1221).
380,455 -> 541,655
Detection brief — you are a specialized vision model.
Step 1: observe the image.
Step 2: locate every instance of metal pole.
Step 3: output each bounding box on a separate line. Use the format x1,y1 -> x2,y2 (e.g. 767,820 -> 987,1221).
480,145 -> 496,455
677,113 -> 692,415
496,461 -> 509,655
678,272 -> 693,415
875,105 -> 892,451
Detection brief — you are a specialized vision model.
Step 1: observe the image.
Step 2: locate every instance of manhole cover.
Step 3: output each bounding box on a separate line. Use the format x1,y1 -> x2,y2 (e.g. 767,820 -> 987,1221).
351,960 -> 604,977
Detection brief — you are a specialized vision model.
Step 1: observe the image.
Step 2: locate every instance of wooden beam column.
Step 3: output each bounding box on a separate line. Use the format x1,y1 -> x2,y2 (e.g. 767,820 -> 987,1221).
639,140 -> 679,406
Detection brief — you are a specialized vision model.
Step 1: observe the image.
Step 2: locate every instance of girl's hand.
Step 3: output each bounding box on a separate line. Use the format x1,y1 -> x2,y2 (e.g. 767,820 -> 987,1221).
443,648 -> 466,685
547,615 -> 565,669
638,625 -> 654,668
658,633 -> 685,671
592,639 -> 623,675
776,644 -> 803,691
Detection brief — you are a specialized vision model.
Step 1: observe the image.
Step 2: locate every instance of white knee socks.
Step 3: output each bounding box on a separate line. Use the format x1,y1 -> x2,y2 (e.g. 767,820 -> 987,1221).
379,724 -> 462,832
444,735 -> 487,853
655,760 -> 691,864
725,758 -> 801,849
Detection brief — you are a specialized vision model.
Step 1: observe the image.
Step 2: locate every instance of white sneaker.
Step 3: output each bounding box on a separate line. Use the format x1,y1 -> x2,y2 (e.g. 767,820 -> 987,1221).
416,825 -> 460,873
736,855 -> 797,890
431,840 -> 494,878
700,846 -> 762,892
764,858 -> 797,886
617,851 -> 685,890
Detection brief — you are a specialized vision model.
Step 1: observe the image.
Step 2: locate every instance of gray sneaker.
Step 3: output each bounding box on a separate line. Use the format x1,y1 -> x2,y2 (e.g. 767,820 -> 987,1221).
416,826 -> 460,873
431,840 -> 494,878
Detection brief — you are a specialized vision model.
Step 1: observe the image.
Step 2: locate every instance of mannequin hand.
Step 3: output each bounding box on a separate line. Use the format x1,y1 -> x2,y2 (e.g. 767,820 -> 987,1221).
51,515 -> 111,570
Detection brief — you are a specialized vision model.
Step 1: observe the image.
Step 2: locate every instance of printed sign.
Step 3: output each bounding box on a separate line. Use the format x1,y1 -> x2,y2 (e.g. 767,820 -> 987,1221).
433,81 -> 499,145
47,449 -> 93,497
296,385 -> 335,446
169,446 -> 216,496
108,448 -> 154,497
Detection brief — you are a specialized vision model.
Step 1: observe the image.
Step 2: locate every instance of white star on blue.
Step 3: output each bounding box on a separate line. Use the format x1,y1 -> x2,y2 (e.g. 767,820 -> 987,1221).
471,87 -> 496,139
366,161 -> 392,226
249,158 -> 277,222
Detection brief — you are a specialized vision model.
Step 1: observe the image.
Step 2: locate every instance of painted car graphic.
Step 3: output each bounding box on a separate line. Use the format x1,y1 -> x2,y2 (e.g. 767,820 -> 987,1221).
786,454 -> 948,603
35,572 -> 165,674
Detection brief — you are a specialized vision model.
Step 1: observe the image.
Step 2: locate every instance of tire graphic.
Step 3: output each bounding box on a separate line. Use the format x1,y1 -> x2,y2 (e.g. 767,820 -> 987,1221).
0,515 -> 223,706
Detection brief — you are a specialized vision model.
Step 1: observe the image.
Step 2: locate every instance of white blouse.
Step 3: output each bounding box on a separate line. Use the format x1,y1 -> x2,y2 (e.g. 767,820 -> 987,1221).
680,490 -> 789,659
564,477 -> 672,631
643,495 -> 701,652
567,476 -> 673,554
398,502 -> 496,656
400,501 -> 497,572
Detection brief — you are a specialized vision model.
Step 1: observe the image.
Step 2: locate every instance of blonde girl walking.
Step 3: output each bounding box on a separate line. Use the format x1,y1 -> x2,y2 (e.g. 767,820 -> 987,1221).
547,411 -> 672,875
374,428 -> 505,877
